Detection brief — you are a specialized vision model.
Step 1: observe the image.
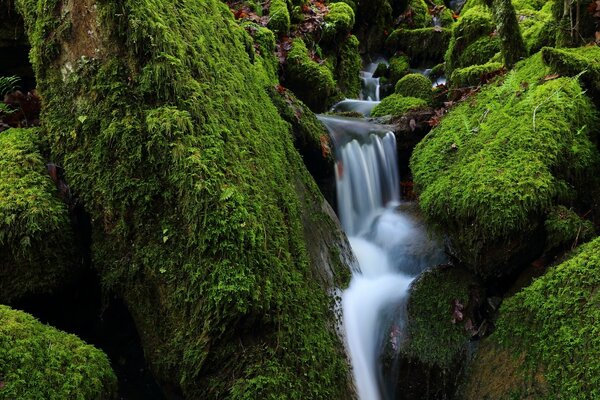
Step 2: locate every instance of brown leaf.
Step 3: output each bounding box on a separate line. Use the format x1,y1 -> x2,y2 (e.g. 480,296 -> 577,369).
543,73 -> 560,81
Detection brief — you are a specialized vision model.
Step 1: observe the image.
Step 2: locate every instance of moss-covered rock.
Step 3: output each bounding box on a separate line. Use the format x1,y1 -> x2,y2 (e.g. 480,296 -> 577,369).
267,0 -> 291,35
386,27 -> 452,64
285,38 -> 339,111
405,265 -> 478,369
450,61 -> 504,87
371,94 -> 429,117
394,73 -> 433,102
519,1 -> 555,53
15,0 -> 354,398
334,34 -> 362,98
0,305 -> 117,399
323,2 -> 355,42
0,128 -> 78,304
411,53 -> 599,278
240,22 -> 279,83
389,54 -> 410,86
444,6 -> 501,75
541,45 -> 600,93
544,205 -> 595,252
396,0 -> 431,28
463,236 -> 600,399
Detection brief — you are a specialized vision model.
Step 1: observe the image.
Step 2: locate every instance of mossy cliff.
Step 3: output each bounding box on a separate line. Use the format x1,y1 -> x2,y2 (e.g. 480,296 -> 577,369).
0,305 -> 117,399
15,0 -> 354,398
0,127 -> 78,304
411,53 -> 599,279
462,236 -> 600,399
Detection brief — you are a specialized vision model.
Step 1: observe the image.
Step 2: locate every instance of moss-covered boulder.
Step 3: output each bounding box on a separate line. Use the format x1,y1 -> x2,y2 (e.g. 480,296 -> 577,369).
334,34 -> 362,98
15,0 -> 354,398
544,205 -> 595,252
394,73 -> 433,102
463,236 -> 600,399
389,54 -> 410,85
411,53 -> 600,279
396,0 -> 431,28
386,27 -> 452,64
267,0 -> 291,35
541,45 -> 600,94
285,38 -> 339,111
445,6 -> 501,75
0,128 -> 78,304
450,61 -> 504,87
371,94 -> 429,118
323,2 -> 355,42
0,305 -> 117,399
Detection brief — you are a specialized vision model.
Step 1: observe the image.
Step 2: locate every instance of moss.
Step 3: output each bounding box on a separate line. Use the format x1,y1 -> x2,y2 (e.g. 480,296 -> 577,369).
285,38 -> 339,111
544,205 -> 595,251
487,237 -> 600,398
397,0 -> 431,28
430,62 -> 445,79
267,0 -> 291,35
388,54 -> 410,85
444,6 -> 501,74
0,128 -> 78,304
15,0 -> 353,398
0,305 -> 117,399
410,53 -> 599,278
450,61 -> 504,87
323,2 -> 355,42
386,27 -> 452,64
370,94 -> 429,117
334,34 -> 361,98
405,265 -> 478,369
240,22 -> 279,84
541,45 -> 600,92
394,73 -> 433,102
353,0 -> 393,53
486,0 -> 527,66
373,62 -> 389,78
519,2 -> 555,53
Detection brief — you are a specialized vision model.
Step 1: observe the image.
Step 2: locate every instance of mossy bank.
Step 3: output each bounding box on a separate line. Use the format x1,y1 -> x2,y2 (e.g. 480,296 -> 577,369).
14,0 -> 354,398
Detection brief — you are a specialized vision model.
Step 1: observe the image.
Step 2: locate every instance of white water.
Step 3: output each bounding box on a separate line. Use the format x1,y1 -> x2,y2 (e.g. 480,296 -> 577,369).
321,69 -> 445,400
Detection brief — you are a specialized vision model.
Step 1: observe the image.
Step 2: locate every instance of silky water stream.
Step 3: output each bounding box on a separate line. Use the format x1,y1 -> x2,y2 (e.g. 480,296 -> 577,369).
319,68 -> 445,400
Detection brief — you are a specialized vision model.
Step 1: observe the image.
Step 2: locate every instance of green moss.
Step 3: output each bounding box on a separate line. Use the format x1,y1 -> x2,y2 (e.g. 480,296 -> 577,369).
386,27 -> 452,64
445,6 -> 501,74
450,61 -> 504,87
541,45 -> 600,92
285,38 -> 339,111
491,237 -> 600,398
388,54 -> 410,85
323,2 -> 355,41
519,1 -> 555,53
373,62 -> 389,78
394,73 -> 433,102
334,35 -> 362,98
410,53 -> 599,277
544,205 -> 595,251
15,0 -> 353,398
397,0 -> 431,28
0,305 -> 117,399
370,94 -> 428,117
405,266 -> 477,369
0,128 -> 78,304
240,22 -> 279,84
267,0 -> 291,35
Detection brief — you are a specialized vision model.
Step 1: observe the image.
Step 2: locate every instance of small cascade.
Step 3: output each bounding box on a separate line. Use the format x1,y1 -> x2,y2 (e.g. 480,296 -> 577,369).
320,75 -> 445,399
360,60 -> 386,102
410,67 -> 447,88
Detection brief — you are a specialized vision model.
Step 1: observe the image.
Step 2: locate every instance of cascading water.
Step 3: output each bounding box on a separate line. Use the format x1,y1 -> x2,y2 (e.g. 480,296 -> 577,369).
319,67 -> 445,400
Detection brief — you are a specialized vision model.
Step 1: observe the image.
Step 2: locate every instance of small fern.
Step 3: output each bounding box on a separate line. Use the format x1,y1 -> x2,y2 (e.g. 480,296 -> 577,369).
0,76 -> 20,97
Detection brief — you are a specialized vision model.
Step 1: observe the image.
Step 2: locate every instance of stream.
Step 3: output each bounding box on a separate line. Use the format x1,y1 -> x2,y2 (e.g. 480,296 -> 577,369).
319,63 -> 445,400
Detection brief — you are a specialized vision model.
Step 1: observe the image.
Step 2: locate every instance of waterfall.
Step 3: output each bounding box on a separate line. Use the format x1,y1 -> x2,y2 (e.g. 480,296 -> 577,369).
319,68 -> 445,400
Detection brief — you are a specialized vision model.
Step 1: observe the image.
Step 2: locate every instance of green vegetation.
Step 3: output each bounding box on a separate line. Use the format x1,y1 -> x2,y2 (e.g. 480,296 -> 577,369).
541,46 -> 600,92
397,0 -> 431,28
394,73 -> 433,102
15,0 -> 353,398
544,205 -> 595,251
411,53 -> 599,277
0,128 -> 77,304
445,6 -> 500,75
371,94 -> 428,117
389,55 -> 410,86
267,0 -> 291,35
386,28 -> 452,64
0,305 -> 117,399
450,61 -> 504,87
483,237 -> 600,398
323,2 -> 355,41
405,266 -> 477,368
286,38 -> 339,111
334,35 -> 362,98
